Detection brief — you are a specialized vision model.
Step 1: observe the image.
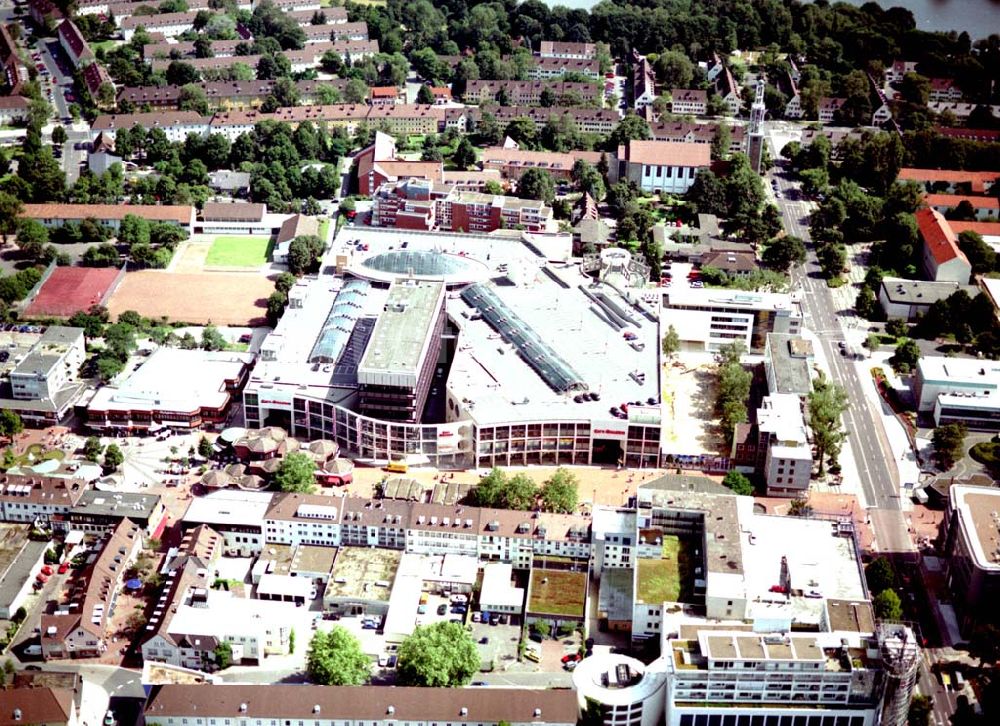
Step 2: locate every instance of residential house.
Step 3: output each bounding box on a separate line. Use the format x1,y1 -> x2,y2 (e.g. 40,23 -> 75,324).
90,111 -> 208,142
28,0 -> 65,28
649,120 -> 747,155
0,95 -> 29,124
780,71 -> 803,119
272,213 -> 319,265
669,88 -> 707,116
701,249 -> 757,277
885,60 -> 917,85
369,86 -> 402,106
917,206 -> 972,284
428,86 -> 451,105
41,519 -> 143,659
704,53 -> 724,83
899,168 -> 1000,195
929,78 -> 963,103
0,687 -> 77,726
0,474 -> 86,526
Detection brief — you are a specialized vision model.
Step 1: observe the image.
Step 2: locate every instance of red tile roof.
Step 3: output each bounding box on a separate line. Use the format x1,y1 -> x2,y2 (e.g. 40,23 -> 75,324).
916,207 -> 967,266
925,193 -> 1000,210
625,140 -> 711,168
899,168 -> 1000,194
949,221 -> 1000,237
23,203 -> 193,225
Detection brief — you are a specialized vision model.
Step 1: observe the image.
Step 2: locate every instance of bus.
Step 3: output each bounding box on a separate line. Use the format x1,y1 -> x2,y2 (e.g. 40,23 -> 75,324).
386,460 -> 409,474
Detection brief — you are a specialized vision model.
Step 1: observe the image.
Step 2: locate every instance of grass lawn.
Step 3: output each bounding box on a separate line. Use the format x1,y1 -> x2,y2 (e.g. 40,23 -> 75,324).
205,236 -> 272,267
528,568 -> 586,617
318,219 -> 330,242
637,535 -> 696,605
91,40 -> 119,53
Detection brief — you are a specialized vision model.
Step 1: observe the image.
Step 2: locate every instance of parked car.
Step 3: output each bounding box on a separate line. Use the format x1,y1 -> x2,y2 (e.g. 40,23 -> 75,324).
57,562 -> 69,574
417,604 -> 427,614
437,603 -> 447,615
41,565 -> 53,576
561,653 -> 581,663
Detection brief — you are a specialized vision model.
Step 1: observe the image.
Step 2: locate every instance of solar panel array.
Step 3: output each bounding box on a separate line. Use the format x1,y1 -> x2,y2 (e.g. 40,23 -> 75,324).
460,283 -> 587,393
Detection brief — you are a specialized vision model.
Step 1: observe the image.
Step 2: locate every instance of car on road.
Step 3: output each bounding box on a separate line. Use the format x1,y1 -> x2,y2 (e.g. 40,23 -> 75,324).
437,603 -> 447,615
561,653 -> 581,663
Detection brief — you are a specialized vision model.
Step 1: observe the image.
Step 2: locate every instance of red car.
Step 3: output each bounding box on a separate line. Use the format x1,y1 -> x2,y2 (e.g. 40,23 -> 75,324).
41,565 -> 53,576
561,653 -> 581,663
35,573 -> 49,583
58,562 -> 69,574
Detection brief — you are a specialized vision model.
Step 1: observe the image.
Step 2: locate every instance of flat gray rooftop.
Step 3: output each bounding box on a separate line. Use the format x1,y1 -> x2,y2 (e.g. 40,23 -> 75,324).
358,280 -> 443,379
766,334 -> 813,396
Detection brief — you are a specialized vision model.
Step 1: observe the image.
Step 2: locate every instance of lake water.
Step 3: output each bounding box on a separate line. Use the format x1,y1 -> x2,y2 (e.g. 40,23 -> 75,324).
543,0 -> 1000,38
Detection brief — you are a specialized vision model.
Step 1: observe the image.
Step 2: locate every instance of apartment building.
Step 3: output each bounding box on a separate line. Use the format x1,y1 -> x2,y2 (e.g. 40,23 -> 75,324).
0,474 -> 86,526
929,77 -> 963,103
925,193 -> 1000,221
527,57 -> 600,81
41,519 -> 143,659
0,24 -> 28,95
464,80 -> 601,106
478,105 -> 619,136
371,179 -> 554,233
917,206 -> 972,284
818,96 -> 847,124
756,393 -> 812,496
66,490 -> 167,538
633,53 -> 656,109
263,492 -> 342,547
715,66 -> 742,115
90,111 -> 208,142
537,40 -> 596,60
57,20 -> 94,67
670,88 -> 707,115
480,146 -> 604,181
649,120 -> 747,155
120,10 -> 206,40
898,168 -> 1000,195
9,327 -> 84,403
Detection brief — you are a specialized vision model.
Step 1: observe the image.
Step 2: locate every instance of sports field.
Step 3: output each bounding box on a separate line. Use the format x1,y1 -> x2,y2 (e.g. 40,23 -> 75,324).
205,236 -> 271,267
108,271 -> 274,325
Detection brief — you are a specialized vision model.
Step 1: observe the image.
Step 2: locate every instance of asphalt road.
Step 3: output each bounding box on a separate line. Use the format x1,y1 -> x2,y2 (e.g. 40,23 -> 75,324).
765,126 -> 913,555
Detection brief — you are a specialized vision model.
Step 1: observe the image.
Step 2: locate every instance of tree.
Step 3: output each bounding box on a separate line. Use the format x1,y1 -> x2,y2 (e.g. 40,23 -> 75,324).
968,624 -> 1000,666
517,168 -> 555,204
452,136 -> 477,171
889,338 -> 920,374
274,451 -> 316,493
607,114 -> 651,149
932,423 -> 966,471
16,218 -> 49,259
854,287 -> 879,319
214,641 -> 233,669
416,84 -> 434,105
306,626 -> 370,685
0,192 -> 23,246
397,621 -> 479,687
201,324 -> 227,351
103,443 -> 124,472
178,84 -> 210,114
807,375 -> 848,475
864,333 -> 881,357
872,589 -> 902,621
661,325 -> 680,359
287,234 -> 324,275
51,125 -> 67,146
198,436 -> 214,458
715,342 -> 751,440
83,436 -> 104,462
907,695 -> 931,726
722,470 -> 753,496
865,556 -> 895,595
0,410 -> 23,442
540,468 -> 578,513
118,214 -> 151,247
166,61 -> 200,86
761,236 -> 806,272
469,468 -> 537,510
124,610 -> 147,634
653,50 -> 695,88
885,318 -> 909,339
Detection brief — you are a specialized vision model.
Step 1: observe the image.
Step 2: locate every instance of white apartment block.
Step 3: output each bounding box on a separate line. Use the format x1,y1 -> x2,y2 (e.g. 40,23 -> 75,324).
9,327 -> 85,402
660,289 -> 802,352
757,393 -> 812,497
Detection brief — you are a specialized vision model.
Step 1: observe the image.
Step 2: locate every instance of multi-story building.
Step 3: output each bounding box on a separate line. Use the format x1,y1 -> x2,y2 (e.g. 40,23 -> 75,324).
0,474 -> 86,526
917,206 -> 972,284
28,0 -> 65,28
22,202 -> 195,231
464,80 -> 601,106
928,77 -> 963,103
0,686 -> 78,726
633,53 -> 656,109
885,60 -> 918,84
371,179 -> 555,233
818,96 -> 847,124
120,10 -> 205,40
57,20 -> 94,67
66,490 -> 167,538
0,24 -> 28,95
940,484 -> 1000,633
181,490 -> 272,555
649,120 -> 747,155
714,66 -> 742,116
925,193 -> 1000,222
527,57 -> 600,81
357,279 -> 446,423
899,168 -> 1000,195
609,140 -> 711,195
477,105 -> 619,136
263,492 -> 343,548
9,327 -> 84,404
877,278 -> 978,321
480,146 -> 604,181
756,393 -> 812,496
537,41 -> 596,60
660,288 -> 803,352
143,684 -> 580,726
670,89 -> 707,116
914,356 -> 1000,430
41,519 -> 143,659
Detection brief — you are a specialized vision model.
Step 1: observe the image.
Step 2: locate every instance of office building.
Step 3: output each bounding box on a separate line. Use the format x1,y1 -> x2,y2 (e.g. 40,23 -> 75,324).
941,484 -> 1000,633
661,288 -> 802,352
914,357 -> 1000,430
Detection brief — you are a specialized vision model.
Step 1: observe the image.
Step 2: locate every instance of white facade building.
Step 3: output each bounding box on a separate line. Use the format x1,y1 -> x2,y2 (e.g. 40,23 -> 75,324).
660,289 -> 802,352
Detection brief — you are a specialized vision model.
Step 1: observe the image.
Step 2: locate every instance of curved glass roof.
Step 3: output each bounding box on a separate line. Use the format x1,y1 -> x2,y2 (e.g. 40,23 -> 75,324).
309,280 -> 370,363
461,283 -> 587,393
362,250 -> 482,277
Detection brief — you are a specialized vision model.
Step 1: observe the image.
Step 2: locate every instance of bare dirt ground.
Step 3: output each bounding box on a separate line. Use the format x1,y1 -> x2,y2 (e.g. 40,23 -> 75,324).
108,270 -> 274,325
